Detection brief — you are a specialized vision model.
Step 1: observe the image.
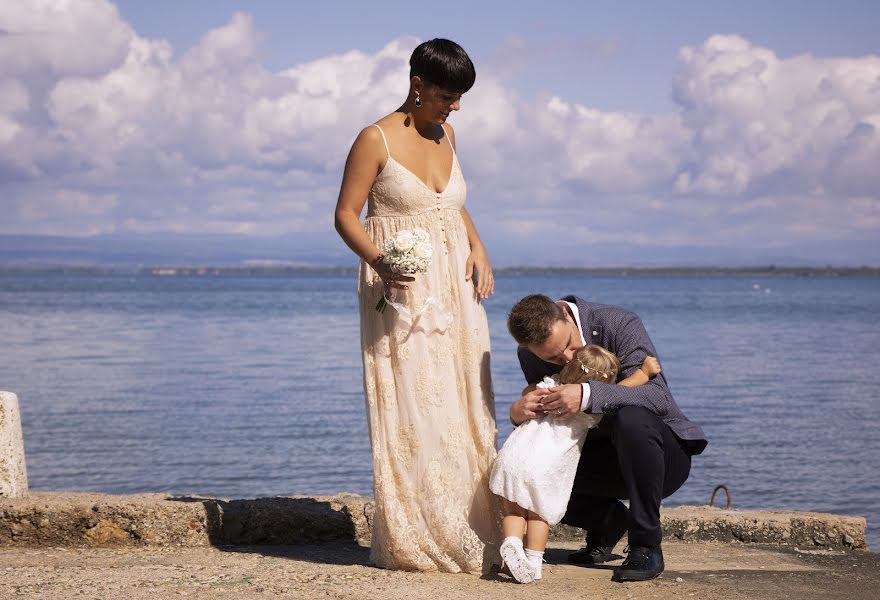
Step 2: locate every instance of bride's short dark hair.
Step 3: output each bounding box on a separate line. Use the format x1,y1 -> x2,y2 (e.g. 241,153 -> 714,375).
409,38 -> 476,94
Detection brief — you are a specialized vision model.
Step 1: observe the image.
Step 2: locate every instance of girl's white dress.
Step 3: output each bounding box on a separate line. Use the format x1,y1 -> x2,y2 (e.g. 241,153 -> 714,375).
489,376 -> 602,525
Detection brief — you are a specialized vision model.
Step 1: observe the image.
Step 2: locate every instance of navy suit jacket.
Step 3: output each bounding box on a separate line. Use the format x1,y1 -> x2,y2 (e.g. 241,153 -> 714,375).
517,295 -> 708,455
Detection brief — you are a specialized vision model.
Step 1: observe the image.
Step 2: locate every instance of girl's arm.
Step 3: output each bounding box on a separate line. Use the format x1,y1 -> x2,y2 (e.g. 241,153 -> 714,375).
617,356 -> 661,388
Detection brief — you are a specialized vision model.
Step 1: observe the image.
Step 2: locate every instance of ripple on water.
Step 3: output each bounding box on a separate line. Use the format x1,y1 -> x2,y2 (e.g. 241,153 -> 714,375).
2,272 -> 878,547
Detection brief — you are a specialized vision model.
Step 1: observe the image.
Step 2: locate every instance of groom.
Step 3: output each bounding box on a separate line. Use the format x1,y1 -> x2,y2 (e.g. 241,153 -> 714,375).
507,294 -> 707,582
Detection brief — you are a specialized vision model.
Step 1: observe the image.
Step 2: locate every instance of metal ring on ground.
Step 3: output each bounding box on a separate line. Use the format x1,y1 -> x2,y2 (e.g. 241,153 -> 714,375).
709,484 -> 732,510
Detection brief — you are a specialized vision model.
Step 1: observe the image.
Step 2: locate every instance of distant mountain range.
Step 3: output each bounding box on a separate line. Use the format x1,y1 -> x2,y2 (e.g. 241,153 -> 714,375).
0,233 -> 349,268
0,233 -> 877,268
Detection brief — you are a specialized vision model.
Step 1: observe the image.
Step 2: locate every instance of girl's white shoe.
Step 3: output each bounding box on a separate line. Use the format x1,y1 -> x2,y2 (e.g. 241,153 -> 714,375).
500,537 -> 536,584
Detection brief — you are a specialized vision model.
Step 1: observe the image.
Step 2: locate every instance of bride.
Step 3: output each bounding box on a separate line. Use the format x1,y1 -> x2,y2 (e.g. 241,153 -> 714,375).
333,38 -> 500,573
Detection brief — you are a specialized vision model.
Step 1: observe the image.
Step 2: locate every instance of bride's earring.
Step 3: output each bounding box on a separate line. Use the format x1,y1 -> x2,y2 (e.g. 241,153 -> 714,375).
414,93 -> 422,108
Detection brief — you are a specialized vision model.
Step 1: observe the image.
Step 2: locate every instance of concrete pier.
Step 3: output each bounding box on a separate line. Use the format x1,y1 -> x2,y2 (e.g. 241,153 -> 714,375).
0,493 -> 873,599
0,391 -> 28,499
0,492 -> 867,550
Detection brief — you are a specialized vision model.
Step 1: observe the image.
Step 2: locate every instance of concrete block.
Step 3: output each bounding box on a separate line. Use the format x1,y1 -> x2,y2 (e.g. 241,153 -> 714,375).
0,391 -> 28,499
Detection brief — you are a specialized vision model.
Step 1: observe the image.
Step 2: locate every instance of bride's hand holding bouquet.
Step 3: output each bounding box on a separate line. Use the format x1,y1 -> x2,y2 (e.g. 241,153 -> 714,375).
372,227 -> 432,312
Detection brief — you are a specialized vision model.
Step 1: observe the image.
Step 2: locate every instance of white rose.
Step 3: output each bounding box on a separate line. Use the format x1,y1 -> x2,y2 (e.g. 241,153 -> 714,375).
393,231 -> 415,253
413,241 -> 433,260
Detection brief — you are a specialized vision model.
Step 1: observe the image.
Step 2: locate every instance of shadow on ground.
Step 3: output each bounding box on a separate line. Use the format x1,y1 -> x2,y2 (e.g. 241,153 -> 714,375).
218,542 -> 372,566
544,547 -> 623,569
169,496 -> 371,566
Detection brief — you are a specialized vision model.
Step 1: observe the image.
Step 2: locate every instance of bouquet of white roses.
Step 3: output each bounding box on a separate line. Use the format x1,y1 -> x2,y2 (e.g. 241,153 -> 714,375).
376,227 -> 433,312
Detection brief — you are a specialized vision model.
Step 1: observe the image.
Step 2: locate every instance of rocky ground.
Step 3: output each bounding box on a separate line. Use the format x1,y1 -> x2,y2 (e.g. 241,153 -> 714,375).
2,540 -> 877,600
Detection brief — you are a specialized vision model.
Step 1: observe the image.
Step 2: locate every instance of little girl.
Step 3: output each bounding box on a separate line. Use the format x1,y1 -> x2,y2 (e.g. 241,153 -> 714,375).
490,345 -> 661,583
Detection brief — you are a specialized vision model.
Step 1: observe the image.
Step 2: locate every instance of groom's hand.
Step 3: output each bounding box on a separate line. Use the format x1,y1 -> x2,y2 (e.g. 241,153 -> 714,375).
541,384 -> 583,420
509,388 -> 550,426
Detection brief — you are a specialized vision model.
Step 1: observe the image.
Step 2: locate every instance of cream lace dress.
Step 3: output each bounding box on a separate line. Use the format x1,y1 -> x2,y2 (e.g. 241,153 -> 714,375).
358,124 -> 500,573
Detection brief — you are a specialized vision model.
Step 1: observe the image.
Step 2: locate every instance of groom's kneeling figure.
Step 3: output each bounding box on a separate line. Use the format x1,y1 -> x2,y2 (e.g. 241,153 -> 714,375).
507,295 -> 708,582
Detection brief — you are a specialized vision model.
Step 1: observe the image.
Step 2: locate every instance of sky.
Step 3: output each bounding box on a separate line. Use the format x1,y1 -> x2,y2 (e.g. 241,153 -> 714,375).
1,0 -> 879,266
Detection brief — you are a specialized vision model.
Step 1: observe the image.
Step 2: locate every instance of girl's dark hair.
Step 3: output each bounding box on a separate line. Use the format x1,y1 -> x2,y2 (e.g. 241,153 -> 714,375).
409,38 -> 476,94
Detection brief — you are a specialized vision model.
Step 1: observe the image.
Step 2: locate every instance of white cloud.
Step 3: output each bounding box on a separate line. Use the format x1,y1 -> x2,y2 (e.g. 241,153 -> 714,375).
0,3 -> 877,263
672,35 -> 880,198
5,185 -> 118,236
0,0 -> 132,78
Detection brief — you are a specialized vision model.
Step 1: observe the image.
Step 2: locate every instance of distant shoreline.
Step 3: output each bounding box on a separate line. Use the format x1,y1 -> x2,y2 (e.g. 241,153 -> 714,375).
1,265 -> 879,277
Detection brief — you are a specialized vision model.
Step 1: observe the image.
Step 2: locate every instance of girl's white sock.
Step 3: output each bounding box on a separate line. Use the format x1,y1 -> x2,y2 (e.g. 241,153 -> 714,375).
503,535 -> 523,547
524,548 -> 544,580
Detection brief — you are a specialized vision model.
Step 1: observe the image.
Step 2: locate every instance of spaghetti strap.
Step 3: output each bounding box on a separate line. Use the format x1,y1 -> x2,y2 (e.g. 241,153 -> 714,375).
441,124 -> 456,154
371,124 -> 391,159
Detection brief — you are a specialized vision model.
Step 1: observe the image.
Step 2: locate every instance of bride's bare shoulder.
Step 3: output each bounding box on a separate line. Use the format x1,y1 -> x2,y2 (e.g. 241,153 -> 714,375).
345,125 -> 388,172
373,112 -> 408,131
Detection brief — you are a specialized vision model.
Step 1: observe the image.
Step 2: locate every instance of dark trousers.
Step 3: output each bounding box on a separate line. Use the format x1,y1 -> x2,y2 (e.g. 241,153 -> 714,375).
561,406 -> 692,547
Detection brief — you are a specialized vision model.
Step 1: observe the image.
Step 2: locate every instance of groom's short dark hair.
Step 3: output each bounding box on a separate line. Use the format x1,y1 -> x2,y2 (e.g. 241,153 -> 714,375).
508,294 -> 567,346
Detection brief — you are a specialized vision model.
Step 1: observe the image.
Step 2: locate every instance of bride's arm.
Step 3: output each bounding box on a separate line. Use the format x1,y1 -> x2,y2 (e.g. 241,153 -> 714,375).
334,127 -> 385,264
334,127 -> 412,287
445,124 -> 494,299
459,206 -> 494,299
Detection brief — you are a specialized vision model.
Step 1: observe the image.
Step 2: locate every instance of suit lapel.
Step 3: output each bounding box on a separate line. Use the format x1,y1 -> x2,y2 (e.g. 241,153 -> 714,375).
563,295 -> 602,348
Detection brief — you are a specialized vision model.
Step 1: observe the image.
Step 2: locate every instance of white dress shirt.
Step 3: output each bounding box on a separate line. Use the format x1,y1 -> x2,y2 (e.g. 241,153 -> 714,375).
562,301 -> 592,413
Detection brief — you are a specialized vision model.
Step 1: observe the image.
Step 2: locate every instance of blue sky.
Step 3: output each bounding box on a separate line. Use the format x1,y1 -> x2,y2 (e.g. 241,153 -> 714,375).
113,0 -> 880,112
1,1 -> 879,265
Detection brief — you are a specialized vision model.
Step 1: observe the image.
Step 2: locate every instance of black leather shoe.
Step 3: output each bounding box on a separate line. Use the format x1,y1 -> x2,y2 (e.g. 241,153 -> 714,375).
567,501 -> 628,566
568,541 -> 616,565
612,544 -> 664,582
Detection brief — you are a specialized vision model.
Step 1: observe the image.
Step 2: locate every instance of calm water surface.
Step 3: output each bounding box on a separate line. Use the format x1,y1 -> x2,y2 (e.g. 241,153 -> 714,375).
1,272 -> 877,548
